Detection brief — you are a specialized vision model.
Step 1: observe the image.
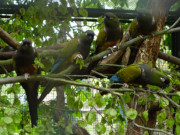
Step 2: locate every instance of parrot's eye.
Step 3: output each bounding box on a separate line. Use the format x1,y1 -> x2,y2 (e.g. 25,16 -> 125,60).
160,77 -> 165,82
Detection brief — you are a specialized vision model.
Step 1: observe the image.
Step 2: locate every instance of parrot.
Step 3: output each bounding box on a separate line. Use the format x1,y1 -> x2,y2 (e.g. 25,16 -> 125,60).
128,9 -> 157,64
13,39 -> 40,127
38,30 -> 94,104
110,64 -> 170,88
87,12 -> 123,72
51,30 -> 94,73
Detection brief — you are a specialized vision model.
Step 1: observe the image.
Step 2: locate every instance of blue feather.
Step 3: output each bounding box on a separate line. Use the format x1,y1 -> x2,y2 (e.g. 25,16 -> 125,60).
50,58 -> 65,73
129,36 -> 133,40
110,74 -> 123,82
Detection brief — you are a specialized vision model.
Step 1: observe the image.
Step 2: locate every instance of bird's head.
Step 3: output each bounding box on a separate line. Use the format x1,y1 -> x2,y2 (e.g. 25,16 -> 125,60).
84,30 -> 94,44
136,9 -> 152,23
19,39 -> 33,53
104,12 -> 119,28
160,77 -> 170,88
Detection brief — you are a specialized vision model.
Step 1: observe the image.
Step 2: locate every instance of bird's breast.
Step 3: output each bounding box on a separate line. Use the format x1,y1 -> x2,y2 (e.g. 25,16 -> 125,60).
23,65 -> 36,75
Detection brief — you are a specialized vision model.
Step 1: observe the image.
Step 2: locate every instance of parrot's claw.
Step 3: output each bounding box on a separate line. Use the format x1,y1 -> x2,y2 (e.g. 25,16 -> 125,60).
108,46 -> 116,53
24,73 -> 30,80
74,54 -> 83,60
123,83 -> 129,88
139,35 -> 143,39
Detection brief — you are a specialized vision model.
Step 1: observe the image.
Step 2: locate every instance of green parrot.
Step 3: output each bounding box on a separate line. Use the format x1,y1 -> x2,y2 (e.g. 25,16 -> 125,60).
128,9 -> 157,64
110,64 -> 170,88
38,30 -> 94,104
87,12 -> 123,72
51,30 -> 94,73
13,39 -> 40,127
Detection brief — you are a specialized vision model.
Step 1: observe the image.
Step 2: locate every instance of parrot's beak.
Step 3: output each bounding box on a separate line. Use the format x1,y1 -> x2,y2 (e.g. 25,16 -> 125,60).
160,77 -> 170,88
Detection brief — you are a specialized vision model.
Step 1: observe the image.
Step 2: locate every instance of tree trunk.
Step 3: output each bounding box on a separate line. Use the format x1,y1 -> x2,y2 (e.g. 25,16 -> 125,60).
54,86 -> 65,122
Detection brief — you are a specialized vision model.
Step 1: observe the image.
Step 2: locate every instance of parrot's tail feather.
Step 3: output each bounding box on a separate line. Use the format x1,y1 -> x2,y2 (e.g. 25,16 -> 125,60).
24,83 -> 38,127
51,58 -> 65,73
38,85 -> 53,104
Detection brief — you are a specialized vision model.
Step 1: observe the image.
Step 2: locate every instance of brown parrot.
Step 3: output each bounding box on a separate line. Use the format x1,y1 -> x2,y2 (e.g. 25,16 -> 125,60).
13,39 -> 40,127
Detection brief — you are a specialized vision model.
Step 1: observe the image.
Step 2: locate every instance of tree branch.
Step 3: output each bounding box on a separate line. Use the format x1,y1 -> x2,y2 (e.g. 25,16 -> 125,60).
0,27 -> 20,49
0,73 -> 179,102
158,51 -> 180,65
133,122 -> 173,135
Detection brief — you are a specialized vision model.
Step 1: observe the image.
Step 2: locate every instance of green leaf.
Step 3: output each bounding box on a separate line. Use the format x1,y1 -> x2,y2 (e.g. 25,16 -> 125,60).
142,110 -> 149,122
24,124 -> 31,132
19,8 -> 26,15
85,112 -> 96,124
177,91 -> 180,96
83,20 -> 87,25
157,111 -> 166,123
94,93 -> 105,107
0,127 -> 3,134
109,109 -> 117,118
76,58 -> 84,70
27,6 -> 35,15
34,57 -> 45,69
2,117 -> 13,124
126,109 -> 137,120
123,92 -> 131,103
4,108 -> 16,115
166,118 -> 174,128
79,8 -> 88,17
144,131 -> 149,135
117,126 -> 124,135
97,16 -> 103,23
175,111 -> 180,125
74,100 -> 83,109
138,97 -> 146,105
58,117 -> 65,128
14,19 -> 21,26
159,98 -> 169,108
147,94 -> 156,101
35,124 -> 45,133
172,96 -> 179,104
88,98 -> 96,107
109,130 -> 115,135
175,125 -> 180,135
13,98 -> 21,106
66,123 -> 73,134
77,120 -> 87,128
67,96 -> 75,108
13,115 -> 21,124
6,124 -> 16,134
95,123 -> 106,134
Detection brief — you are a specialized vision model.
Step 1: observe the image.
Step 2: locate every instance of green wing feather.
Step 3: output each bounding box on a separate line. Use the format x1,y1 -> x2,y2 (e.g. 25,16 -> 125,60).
59,38 -> 79,58
129,18 -> 139,38
96,27 -> 107,49
117,64 -> 141,83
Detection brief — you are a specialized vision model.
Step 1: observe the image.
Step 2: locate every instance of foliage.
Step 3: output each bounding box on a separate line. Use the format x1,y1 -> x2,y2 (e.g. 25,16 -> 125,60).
0,0 -> 180,135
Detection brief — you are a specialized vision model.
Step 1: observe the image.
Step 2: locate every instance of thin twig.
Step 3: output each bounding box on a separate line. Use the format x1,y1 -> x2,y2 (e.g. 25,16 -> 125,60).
133,122 -> 173,135
91,70 -> 108,78
163,94 -> 180,108
169,17 -> 180,29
